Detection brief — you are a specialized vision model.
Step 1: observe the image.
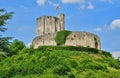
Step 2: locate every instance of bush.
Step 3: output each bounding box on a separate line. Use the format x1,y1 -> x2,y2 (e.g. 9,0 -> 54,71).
68,73 -> 75,78
55,30 -> 72,45
109,60 -> 120,69
37,46 -> 100,53
37,46 -> 112,57
77,59 -> 107,73
70,60 -> 78,69
54,65 -> 71,76
0,45 -> 115,78
102,51 -> 112,57
9,39 -> 25,56
0,52 -> 7,61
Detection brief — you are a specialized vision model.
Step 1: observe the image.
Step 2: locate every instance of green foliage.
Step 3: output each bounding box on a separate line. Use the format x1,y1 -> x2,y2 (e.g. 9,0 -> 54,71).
70,60 -> 78,69
0,52 -> 7,62
9,39 -> 25,56
55,30 -> 72,45
0,8 -> 14,52
109,59 -> 120,69
37,46 -> 112,57
77,60 -> 107,73
0,46 -> 119,78
0,36 -> 12,53
0,9 -> 14,32
54,65 -> 71,76
101,51 -> 112,57
68,73 -> 75,78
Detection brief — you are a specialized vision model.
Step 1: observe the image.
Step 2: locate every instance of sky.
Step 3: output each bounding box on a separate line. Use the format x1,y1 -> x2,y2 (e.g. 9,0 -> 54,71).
0,0 -> 120,58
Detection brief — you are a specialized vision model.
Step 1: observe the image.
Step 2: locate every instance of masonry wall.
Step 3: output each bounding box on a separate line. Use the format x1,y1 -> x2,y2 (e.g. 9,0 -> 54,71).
33,13 -> 101,49
33,32 -> 101,49
65,32 -> 101,49
36,14 -> 64,36
32,33 -> 57,48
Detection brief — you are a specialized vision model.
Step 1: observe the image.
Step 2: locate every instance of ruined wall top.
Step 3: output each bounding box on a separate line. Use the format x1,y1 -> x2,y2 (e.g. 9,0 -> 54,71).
36,13 -> 65,36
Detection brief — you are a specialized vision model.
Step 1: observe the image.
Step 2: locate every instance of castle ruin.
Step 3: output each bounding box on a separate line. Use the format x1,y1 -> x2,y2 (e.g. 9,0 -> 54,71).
32,13 -> 101,49
36,14 -> 64,36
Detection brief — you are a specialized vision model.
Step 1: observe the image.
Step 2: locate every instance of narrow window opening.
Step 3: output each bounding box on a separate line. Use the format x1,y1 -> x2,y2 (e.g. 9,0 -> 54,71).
94,37 -> 98,49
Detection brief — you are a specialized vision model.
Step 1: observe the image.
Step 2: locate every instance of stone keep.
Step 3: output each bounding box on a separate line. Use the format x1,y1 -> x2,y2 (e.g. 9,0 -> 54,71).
32,13 -> 65,48
36,14 -> 64,36
32,13 -> 101,49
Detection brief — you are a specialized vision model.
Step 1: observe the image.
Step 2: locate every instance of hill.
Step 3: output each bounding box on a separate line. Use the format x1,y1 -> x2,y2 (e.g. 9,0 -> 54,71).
0,46 -> 120,78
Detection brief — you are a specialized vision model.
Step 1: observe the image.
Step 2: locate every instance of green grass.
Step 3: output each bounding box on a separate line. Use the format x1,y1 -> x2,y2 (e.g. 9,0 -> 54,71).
0,46 -> 120,78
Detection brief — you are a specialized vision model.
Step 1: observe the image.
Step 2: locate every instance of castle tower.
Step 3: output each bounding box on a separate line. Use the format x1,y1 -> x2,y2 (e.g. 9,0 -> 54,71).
57,13 -> 64,31
36,13 -> 65,37
36,16 -> 45,36
33,13 -> 101,49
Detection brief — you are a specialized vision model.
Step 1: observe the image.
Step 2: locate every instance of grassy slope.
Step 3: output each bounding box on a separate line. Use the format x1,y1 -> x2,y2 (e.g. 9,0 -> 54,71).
0,46 -> 120,78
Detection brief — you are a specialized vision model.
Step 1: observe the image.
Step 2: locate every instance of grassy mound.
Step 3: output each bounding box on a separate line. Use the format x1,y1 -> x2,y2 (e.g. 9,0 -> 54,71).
0,46 -> 120,78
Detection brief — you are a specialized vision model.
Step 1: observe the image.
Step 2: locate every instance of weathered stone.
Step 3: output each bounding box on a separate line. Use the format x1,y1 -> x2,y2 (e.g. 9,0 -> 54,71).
36,14 -> 64,36
65,32 -> 100,49
32,33 -> 57,48
32,13 -> 101,49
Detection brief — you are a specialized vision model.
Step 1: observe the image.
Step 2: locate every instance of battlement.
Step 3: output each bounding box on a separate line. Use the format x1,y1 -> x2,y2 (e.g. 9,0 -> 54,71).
36,13 -> 64,36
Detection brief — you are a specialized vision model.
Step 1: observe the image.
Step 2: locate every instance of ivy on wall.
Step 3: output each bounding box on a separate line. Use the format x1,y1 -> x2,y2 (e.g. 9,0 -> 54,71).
55,30 -> 72,45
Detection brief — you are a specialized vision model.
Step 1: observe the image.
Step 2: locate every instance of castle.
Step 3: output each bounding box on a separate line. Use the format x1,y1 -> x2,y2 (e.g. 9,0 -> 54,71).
32,13 -> 101,49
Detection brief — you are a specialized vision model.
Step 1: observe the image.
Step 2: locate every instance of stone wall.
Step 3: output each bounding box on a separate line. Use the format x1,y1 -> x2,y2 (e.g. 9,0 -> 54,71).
32,32 -> 101,49
32,33 -> 57,48
65,32 -> 101,49
32,13 -> 101,49
36,14 -> 64,36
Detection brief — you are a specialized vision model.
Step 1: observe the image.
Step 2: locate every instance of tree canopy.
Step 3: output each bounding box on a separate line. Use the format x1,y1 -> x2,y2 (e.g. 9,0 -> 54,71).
9,39 -> 25,55
0,9 -> 14,52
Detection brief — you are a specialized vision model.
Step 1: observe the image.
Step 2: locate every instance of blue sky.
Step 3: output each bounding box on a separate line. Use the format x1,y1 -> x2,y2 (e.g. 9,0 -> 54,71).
0,0 -> 120,54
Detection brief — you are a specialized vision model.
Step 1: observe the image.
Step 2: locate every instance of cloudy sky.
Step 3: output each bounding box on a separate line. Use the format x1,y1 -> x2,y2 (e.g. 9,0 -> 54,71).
0,0 -> 120,56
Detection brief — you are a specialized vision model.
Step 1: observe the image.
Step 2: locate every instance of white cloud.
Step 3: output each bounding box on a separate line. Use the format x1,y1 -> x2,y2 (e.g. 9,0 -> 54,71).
80,4 -> 85,9
87,2 -> 94,9
36,0 -> 113,9
48,1 -> 58,7
61,0 -> 113,4
99,0 -> 112,3
112,51 -> 120,59
61,0 -> 85,4
37,0 -> 46,5
94,27 -> 102,32
61,0 -> 94,10
110,19 -> 120,30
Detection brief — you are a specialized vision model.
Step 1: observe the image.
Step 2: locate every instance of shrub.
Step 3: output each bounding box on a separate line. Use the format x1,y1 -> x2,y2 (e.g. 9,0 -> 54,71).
70,60 -> 78,69
77,59 -> 107,73
0,52 -> 7,61
54,65 -> 71,76
9,39 -> 25,56
68,73 -> 75,78
55,30 -> 72,45
109,60 -> 120,69
102,51 -> 112,57
37,46 -> 112,56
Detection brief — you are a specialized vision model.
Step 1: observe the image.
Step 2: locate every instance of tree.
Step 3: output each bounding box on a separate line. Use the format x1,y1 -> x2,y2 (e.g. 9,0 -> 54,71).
9,39 -> 25,55
117,56 -> 120,61
0,9 -> 14,52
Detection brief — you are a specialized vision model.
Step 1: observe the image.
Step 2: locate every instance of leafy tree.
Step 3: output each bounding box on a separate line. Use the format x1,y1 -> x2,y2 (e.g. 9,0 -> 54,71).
9,39 -> 25,55
117,56 -> 120,61
0,9 -> 14,52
